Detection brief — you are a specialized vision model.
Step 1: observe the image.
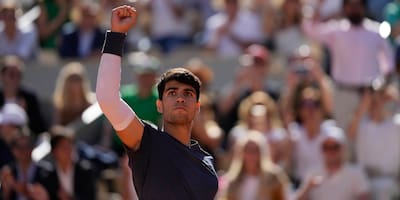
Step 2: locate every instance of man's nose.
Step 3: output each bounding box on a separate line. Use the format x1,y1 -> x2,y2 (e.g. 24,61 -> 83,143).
176,95 -> 185,103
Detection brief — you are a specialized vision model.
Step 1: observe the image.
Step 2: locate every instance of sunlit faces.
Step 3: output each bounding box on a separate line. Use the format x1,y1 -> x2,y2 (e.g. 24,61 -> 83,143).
156,80 -> 200,125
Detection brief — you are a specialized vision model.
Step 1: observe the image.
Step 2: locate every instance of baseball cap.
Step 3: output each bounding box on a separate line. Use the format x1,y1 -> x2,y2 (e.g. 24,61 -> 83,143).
321,125 -> 347,146
128,52 -> 160,74
0,103 -> 28,126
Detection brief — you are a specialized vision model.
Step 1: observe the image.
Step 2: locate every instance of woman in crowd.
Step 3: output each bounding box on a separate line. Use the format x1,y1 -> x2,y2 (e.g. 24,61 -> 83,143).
52,62 -> 94,126
217,130 -> 289,200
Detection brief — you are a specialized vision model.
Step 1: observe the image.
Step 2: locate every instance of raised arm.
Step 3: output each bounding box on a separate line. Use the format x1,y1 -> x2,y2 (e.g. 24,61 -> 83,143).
96,6 -> 144,150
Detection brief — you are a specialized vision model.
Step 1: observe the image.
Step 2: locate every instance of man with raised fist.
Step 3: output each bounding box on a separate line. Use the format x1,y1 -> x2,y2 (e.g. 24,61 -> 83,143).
96,5 -> 218,200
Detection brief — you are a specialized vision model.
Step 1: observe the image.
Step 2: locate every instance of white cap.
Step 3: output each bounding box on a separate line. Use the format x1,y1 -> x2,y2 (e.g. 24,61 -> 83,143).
321,125 -> 347,145
0,103 -> 28,126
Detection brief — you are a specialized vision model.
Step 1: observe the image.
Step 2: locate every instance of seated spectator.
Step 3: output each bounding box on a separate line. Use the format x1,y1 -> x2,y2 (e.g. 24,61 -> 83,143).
36,0 -> 70,49
217,130 -> 289,200
274,0 -> 311,60
0,103 -> 28,169
0,0 -> 38,60
0,134 -> 49,200
204,0 -> 264,57
296,126 -> 370,200
229,91 -> 290,171
37,127 -> 96,200
141,0 -> 194,54
347,80 -> 400,200
0,56 -> 48,135
52,62 -> 95,126
121,52 -> 161,126
58,0 -> 105,59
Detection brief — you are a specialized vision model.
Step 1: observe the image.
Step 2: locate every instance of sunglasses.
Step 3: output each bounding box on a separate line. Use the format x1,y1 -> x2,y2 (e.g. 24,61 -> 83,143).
300,99 -> 321,108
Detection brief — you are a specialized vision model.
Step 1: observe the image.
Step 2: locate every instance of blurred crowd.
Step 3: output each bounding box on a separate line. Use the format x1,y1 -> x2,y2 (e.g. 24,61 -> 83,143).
0,0 -> 400,199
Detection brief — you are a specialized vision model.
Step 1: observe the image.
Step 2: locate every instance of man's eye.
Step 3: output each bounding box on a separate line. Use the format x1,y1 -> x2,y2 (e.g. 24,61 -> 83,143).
168,91 -> 176,96
184,91 -> 194,97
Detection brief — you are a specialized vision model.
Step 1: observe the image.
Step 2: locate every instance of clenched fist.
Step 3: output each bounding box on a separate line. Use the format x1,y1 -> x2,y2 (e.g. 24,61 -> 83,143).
111,5 -> 137,34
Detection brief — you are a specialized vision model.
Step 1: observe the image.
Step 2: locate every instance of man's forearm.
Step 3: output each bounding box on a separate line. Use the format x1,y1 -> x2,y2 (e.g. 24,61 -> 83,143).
96,32 -> 135,131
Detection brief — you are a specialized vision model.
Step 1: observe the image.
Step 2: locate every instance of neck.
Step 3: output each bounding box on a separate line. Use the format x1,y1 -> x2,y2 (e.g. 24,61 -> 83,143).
19,160 -> 32,171
5,25 -> 17,40
325,162 -> 342,175
163,122 -> 192,146
4,87 -> 18,98
304,121 -> 320,138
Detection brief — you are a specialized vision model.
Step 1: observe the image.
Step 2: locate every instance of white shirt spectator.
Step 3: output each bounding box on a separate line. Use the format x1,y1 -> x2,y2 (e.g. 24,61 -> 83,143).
289,122 -> 325,181
306,164 -> 370,200
149,0 -> 192,38
355,115 -> 400,200
303,18 -> 394,86
204,9 -> 264,57
0,21 -> 37,60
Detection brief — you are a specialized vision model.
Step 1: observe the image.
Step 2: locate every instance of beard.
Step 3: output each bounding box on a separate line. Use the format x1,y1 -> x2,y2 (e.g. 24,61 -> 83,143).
347,14 -> 364,26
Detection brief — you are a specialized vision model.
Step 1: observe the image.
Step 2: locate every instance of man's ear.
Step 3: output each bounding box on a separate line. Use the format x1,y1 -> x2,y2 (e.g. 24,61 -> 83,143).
196,101 -> 201,114
156,100 -> 163,113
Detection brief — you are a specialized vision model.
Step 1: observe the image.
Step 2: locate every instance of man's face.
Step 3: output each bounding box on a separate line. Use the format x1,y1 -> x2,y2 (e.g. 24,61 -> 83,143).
321,139 -> 343,166
156,80 -> 200,125
1,66 -> 21,90
344,0 -> 365,26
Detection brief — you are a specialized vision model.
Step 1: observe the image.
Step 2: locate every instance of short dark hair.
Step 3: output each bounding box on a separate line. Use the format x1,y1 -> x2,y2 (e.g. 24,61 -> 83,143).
343,0 -> 367,8
157,67 -> 201,101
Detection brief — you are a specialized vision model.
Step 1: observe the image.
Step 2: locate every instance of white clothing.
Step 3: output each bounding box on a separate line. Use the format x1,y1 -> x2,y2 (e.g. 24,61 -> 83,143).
149,0 -> 192,38
56,164 -> 75,196
239,175 -> 260,200
307,164 -> 370,200
355,115 -> 400,200
204,9 -> 264,57
289,122 -> 325,181
0,21 -> 37,60
356,116 -> 400,177
303,18 -> 394,86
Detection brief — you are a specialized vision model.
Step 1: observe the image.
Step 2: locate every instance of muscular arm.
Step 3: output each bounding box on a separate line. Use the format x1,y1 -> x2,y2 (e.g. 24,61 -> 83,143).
96,6 -> 143,150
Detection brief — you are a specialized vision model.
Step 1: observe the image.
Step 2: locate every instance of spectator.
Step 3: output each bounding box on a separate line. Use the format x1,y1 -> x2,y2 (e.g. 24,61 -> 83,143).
280,46 -> 333,127
216,44 -> 275,140
302,0 -> 395,129
274,0 -> 311,60
142,0 -> 194,54
0,134 -> 49,200
286,84 -> 333,186
0,103 -> 28,169
347,81 -> 400,200
217,130 -> 289,200
229,91 -> 290,171
296,126 -> 370,200
366,0 -> 392,21
0,0 -> 38,60
58,0 -> 105,59
121,52 -> 161,126
36,0 -> 70,49
38,127 -> 96,200
0,56 -> 47,135
52,62 -> 95,126
204,0 -> 264,57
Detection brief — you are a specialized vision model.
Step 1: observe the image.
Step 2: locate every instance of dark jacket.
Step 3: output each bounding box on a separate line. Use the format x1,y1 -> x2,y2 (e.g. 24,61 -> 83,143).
58,23 -> 105,58
36,159 -> 97,200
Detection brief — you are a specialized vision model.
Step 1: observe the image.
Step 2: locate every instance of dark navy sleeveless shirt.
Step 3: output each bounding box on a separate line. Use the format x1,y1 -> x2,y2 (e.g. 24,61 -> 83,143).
126,122 -> 218,200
